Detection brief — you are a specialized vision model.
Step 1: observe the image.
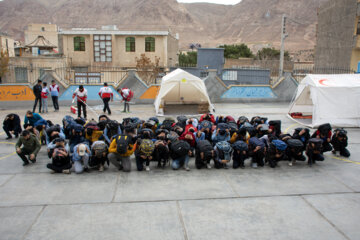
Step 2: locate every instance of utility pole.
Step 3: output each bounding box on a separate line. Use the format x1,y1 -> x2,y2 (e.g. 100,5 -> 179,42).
279,14 -> 288,77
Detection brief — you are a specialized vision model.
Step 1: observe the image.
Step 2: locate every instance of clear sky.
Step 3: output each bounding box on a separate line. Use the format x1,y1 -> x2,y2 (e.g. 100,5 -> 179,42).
177,0 -> 241,5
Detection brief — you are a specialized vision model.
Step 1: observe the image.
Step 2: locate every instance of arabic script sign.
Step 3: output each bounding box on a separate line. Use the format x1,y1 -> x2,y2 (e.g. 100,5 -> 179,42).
0,85 -> 35,101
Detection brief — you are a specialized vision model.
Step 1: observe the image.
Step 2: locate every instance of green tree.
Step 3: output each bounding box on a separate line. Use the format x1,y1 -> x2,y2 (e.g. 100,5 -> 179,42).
255,47 -> 291,61
218,44 -> 254,59
179,51 -> 197,66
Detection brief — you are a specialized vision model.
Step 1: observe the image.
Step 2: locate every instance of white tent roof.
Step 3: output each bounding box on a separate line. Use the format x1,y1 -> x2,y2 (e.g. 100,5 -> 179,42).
288,74 -> 360,128
301,74 -> 360,87
154,68 -> 213,115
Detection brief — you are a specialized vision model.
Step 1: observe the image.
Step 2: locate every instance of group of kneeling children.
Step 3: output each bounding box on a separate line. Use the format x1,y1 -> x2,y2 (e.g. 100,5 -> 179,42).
5,111 -> 350,174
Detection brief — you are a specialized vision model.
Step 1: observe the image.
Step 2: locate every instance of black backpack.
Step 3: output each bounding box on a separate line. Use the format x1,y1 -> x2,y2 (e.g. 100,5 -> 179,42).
217,123 -> 229,131
106,120 -> 120,139
46,124 -> 61,137
232,140 -> 248,151
116,135 -> 133,154
318,123 -> 332,135
176,116 -> 188,128
161,119 -> 175,131
228,122 -> 238,135
63,115 -> 76,138
139,128 -> 154,139
197,140 -> 213,153
237,116 -> 249,126
269,120 -> 281,136
287,139 -> 304,149
84,121 -> 99,136
246,126 -> 257,137
308,138 -> 323,151
149,117 -> 159,124
98,120 -> 108,131
75,117 -> 86,126
73,124 -> 84,134
171,140 -> 190,157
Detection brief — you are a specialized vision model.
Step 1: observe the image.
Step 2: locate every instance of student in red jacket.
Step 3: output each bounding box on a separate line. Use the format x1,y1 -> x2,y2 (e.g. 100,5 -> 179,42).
72,85 -> 88,119
98,83 -> 113,115
179,127 -> 196,157
200,112 -> 215,124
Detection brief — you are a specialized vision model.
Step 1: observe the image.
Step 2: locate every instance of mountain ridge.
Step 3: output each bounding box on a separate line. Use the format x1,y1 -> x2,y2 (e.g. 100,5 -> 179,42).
0,0 -> 327,51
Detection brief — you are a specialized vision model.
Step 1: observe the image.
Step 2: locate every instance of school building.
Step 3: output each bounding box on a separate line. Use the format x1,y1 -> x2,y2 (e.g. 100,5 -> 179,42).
58,26 -> 179,70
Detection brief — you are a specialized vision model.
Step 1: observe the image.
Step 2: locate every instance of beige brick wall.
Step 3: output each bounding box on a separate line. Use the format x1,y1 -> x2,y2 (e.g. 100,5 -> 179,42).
60,34 -> 178,68
0,36 -> 15,57
25,24 -> 58,48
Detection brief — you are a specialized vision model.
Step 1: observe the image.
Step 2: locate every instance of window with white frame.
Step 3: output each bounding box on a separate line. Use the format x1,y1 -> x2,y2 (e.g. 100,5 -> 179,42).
222,70 -> 238,81
94,35 -> 112,62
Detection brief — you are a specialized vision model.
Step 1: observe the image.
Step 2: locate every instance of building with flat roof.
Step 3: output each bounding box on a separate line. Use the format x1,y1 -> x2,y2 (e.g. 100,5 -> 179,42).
0,32 -> 15,57
25,24 -> 58,50
315,0 -> 360,72
58,26 -> 179,69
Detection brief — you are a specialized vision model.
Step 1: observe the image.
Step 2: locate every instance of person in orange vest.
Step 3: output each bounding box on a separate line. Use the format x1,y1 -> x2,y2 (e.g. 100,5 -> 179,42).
98,83 -> 113,115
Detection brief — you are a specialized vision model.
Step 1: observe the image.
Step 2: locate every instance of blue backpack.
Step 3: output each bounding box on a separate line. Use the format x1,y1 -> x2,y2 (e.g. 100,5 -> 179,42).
200,120 -> 213,130
215,141 -> 232,153
272,140 -> 287,151
232,140 -> 248,151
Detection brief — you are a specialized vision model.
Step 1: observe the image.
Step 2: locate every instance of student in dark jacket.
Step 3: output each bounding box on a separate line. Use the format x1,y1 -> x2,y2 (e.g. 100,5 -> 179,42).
248,137 -> 266,168
306,138 -> 324,166
32,80 -> 43,113
311,125 -> 332,153
15,130 -> 41,166
46,138 -> 71,174
292,128 -> 310,150
331,129 -> 350,157
265,140 -> 287,168
3,113 -> 22,139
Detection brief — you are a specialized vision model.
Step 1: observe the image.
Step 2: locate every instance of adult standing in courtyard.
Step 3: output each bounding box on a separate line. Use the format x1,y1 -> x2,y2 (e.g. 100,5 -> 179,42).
72,85 -> 88,119
49,80 -> 60,112
32,80 -> 42,113
119,87 -> 133,113
99,83 -> 113,115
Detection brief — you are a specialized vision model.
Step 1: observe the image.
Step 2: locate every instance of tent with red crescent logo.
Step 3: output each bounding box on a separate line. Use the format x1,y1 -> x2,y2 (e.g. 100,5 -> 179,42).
288,74 -> 360,127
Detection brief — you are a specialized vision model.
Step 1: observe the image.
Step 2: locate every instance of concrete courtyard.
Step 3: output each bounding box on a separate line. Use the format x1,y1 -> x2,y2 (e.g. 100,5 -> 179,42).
0,102 -> 359,240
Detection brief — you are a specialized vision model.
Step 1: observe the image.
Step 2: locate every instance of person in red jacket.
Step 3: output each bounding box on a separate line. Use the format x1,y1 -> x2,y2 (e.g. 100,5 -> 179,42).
72,85 -> 88,119
179,127 -> 196,157
119,87 -> 133,113
200,112 -> 215,124
98,83 -> 113,115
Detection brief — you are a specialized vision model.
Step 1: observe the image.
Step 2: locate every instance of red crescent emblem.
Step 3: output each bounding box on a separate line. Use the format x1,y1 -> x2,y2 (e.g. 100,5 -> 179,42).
319,79 -> 328,86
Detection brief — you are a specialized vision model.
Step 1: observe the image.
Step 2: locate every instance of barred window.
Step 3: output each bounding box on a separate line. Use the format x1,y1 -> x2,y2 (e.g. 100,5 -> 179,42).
145,37 -> 155,52
74,37 -> 85,51
94,35 -> 112,62
126,37 -> 135,52
222,70 -> 238,81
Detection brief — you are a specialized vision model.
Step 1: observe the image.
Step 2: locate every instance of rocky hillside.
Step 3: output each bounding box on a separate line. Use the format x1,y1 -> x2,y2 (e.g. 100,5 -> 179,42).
0,0 -> 327,51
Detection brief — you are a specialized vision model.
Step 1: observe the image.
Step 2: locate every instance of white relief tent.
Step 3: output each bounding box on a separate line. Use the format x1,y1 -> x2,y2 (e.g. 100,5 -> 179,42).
288,74 -> 360,127
154,68 -> 214,115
